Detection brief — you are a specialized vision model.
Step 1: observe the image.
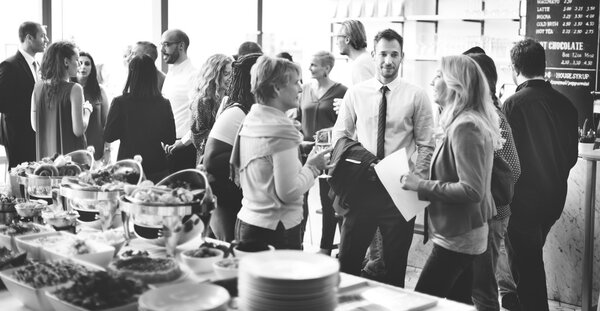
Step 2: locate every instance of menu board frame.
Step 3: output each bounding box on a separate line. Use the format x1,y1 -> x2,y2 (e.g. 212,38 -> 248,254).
526,0 -> 599,125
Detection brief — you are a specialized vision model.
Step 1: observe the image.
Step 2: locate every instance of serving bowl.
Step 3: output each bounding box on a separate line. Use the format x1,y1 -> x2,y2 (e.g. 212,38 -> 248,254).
120,169 -> 216,256
180,247 -> 224,274
59,157 -> 144,231
15,200 -> 47,218
213,258 -> 240,279
20,149 -> 94,201
42,209 -> 79,229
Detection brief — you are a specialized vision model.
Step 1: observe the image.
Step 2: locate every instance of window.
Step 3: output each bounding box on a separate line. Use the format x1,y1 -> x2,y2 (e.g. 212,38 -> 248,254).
0,0 -> 43,61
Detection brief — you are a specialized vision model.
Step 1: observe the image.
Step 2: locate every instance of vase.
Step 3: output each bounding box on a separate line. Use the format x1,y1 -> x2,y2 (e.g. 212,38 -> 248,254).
578,142 -> 595,154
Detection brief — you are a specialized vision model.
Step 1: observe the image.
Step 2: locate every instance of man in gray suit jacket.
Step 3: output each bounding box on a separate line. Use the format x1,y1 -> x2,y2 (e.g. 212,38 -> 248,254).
0,21 -> 48,168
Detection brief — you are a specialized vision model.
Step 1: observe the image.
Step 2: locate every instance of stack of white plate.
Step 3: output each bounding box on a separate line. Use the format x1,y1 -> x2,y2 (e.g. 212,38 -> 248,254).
239,250 -> 340,311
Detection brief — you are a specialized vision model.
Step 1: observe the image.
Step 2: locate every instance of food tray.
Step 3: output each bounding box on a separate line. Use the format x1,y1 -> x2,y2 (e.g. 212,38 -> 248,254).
14,231 -> 75,261
0,266 -> 59,311
119,196 -> 193,217
0,223 -> 53,250
60,185 -> 122,201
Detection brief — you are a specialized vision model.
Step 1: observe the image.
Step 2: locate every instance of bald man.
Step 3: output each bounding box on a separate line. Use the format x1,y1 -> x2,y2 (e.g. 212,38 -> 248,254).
160,29 -> 198,172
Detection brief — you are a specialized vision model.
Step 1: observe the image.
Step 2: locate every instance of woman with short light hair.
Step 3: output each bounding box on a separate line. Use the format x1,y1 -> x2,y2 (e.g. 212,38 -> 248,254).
297,50 -> 347,255
230,55 -> 331,249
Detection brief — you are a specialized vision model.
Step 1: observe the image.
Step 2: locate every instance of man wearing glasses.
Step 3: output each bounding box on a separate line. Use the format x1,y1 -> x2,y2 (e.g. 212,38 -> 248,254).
160,29 -> 198,172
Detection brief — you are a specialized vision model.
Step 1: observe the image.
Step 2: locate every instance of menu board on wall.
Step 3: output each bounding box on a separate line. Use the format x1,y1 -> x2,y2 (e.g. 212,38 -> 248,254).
526,0 -> 599,124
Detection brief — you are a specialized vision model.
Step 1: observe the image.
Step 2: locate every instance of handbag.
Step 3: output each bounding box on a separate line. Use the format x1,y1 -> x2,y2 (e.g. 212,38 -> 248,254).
491,155 -> 514,206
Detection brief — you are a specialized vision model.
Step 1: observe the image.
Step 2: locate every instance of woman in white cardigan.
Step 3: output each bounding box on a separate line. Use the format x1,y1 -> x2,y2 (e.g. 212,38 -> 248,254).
230,55 -> 332,249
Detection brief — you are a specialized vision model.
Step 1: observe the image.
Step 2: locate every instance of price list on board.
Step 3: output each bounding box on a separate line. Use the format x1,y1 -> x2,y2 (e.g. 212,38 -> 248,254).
527,0 -> 599,123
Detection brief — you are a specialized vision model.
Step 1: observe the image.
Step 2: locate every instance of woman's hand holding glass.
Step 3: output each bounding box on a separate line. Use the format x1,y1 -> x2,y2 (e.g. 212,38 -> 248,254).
305,147 -> 335,176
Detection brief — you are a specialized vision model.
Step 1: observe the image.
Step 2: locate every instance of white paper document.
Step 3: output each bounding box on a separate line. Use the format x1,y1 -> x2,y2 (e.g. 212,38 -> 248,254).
374,149 -> 429,220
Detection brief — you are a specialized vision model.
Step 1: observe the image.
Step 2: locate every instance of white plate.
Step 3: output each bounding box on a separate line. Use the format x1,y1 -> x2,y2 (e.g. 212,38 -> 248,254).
239,250 -> 339,280
138,282 -> 229,311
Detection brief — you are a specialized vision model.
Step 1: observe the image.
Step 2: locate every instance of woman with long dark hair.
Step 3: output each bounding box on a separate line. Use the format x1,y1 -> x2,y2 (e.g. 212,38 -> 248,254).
203,52 -> 261,242
190,53 -> 232,164
104,55 -> 175,182
31,41 -> 90,159
74,51 -> 109,160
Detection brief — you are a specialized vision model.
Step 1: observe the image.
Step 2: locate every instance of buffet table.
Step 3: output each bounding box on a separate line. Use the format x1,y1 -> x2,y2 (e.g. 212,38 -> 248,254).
0,236 -> 476,311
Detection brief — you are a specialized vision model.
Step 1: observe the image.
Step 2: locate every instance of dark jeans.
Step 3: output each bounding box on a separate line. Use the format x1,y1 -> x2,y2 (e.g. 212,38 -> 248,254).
472,217 -> 510,311
415,244 -> 477,305
338,181 -> 415,287
234,218 -> 303,250
167,143 -> 197,173
319,179 -> 341,250
209,201 -> 241,242
507,216 -> 556,311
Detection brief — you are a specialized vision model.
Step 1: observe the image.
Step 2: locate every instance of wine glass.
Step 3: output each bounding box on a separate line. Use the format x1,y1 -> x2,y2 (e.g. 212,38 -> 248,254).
314,128 -> 333,178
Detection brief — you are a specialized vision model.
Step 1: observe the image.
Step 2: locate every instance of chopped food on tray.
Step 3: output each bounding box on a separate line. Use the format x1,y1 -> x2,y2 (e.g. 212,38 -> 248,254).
11,260 -> 92,288
107,256 -> 182,284
0,221 -> 47,236
185,247 -> 221,258
52,270 -> 148,311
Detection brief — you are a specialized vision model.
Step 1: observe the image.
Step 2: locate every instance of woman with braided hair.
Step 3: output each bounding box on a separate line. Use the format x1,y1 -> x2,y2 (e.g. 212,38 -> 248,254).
203,52 -> 262,242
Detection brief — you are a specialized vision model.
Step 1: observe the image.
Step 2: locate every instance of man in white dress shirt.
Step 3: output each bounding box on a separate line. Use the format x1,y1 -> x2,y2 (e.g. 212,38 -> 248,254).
161,29 -> 198,172
332,28 -> 434,287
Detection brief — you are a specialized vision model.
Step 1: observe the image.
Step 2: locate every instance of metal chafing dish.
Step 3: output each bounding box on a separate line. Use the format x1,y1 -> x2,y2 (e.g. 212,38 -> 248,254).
119,168 -> 216,256
58,158 -> 145,231
19,149 -> 94,201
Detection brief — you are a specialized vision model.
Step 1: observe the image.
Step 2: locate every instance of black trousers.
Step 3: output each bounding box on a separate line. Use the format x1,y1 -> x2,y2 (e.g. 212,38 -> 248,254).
416,244 -> 476,305
167,143 -> 197,173
506,215 -> 556,311
338,181 -> 415,287
319,178 -> 342,250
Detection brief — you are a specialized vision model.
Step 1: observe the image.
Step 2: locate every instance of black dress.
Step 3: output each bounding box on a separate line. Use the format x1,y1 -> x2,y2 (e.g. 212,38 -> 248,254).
104,94 -> 176,182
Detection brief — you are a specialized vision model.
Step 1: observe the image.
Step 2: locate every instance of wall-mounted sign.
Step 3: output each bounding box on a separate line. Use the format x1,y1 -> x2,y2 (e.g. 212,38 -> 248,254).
526,0 -> 599,124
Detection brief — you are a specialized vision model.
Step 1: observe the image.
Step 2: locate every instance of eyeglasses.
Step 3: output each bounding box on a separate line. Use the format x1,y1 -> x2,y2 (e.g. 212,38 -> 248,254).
160,41 -> 181,48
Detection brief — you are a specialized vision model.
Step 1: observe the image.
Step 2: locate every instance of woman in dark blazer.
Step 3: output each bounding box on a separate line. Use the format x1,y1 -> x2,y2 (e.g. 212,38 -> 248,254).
104,55 -> 175,182
402,55 -> 502,304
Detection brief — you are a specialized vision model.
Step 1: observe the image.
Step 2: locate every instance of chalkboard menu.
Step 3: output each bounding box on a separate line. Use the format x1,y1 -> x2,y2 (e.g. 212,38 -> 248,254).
526,0 -> 599,124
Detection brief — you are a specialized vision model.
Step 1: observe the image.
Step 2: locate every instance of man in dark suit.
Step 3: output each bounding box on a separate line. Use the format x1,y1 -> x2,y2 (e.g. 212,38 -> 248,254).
0,21 -> 48,168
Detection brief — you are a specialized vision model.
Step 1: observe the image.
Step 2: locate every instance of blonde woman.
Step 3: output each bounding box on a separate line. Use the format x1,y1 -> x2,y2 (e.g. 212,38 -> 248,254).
190,54 -> 232,164
402,55 -> 502,304
230,55 -> 332,249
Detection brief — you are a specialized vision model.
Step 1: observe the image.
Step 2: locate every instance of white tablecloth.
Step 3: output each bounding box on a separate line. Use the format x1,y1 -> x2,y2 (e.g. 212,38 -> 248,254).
0,236 -> 475,311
